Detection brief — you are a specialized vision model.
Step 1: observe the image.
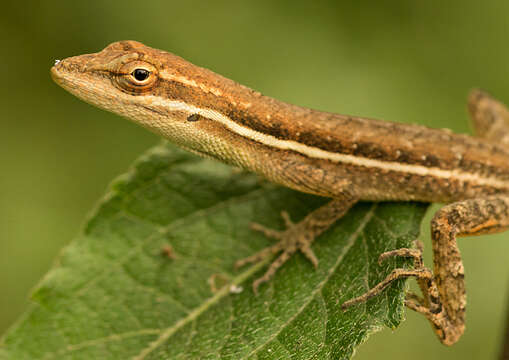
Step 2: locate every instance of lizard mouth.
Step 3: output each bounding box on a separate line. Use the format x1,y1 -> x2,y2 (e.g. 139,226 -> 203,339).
50,60 -> 77,93
51,57 -> 77,86
50,54 -> 99,98
50,62 -> 63,84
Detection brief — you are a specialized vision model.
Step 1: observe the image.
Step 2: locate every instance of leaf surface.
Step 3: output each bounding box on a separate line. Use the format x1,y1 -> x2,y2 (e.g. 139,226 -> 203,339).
0,143 -> 428,359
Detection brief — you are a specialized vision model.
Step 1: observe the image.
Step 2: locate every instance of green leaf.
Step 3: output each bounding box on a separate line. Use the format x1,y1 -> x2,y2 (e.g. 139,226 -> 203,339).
0,143 -> 428,360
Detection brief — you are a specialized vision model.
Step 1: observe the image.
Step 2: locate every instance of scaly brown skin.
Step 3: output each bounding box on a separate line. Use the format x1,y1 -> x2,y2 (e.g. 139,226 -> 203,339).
51,41 -> 509,345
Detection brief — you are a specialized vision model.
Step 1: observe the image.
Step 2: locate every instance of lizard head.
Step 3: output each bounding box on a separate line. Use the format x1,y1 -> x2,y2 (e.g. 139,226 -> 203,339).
50,40 -> 234,154
51,41 -> 162,117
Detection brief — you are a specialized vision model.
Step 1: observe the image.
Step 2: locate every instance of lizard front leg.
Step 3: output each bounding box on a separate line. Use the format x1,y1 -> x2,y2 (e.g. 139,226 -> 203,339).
236,192 -> 358,293
343,196 -> 509,345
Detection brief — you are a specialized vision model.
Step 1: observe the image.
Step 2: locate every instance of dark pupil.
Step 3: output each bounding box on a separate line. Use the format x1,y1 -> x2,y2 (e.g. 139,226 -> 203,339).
133,69 -> 149,81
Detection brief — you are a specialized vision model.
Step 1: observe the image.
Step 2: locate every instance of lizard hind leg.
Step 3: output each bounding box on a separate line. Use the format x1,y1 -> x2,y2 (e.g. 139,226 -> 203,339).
235,195 -> 357,294
343,196 -> 509,346
468,89 -> 509,145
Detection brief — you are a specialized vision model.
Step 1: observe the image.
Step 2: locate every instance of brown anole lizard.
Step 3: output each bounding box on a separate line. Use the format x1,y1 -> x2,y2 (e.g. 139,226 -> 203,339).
51,40 -> 509,346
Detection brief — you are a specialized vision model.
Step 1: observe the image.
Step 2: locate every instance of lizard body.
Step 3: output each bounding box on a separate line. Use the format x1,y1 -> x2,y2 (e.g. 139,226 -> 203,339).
51,41 -> 509,345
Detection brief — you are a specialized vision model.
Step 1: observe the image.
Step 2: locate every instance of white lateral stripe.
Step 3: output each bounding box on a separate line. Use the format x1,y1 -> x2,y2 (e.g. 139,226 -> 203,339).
150,97 -> 508,189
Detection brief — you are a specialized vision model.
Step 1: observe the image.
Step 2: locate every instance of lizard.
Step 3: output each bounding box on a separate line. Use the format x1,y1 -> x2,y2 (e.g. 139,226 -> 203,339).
50,40 -> 509,346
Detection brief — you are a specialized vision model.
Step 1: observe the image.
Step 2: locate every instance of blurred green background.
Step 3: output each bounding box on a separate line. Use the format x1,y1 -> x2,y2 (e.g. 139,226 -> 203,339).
2,1 -> 509,359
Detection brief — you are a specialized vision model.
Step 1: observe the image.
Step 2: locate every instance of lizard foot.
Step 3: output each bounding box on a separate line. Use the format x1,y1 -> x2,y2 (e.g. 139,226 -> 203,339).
341,241 -> 433,309
235,211 -> 319,294
341,241 -> 463,344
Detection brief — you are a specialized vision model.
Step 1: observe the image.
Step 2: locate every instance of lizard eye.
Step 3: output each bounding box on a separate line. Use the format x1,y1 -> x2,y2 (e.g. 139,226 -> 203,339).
132,68 -> 150,82
115,61 -> 158,93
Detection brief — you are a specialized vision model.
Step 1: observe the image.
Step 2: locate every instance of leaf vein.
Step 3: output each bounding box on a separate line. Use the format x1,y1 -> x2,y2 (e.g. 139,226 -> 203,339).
240,204 -> 378,359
